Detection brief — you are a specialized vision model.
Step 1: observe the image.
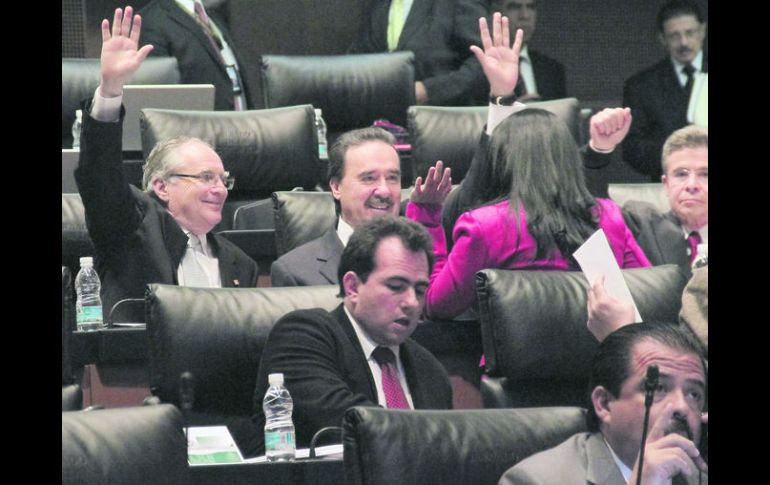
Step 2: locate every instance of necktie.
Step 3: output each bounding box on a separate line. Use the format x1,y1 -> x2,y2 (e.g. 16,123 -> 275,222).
687,231 -> 702,264
193,1 -> 224,56
387,0 -> 406,51
372,347 -> 410,409
682,63 -> 696,95
181,234 -> 210,287
514,58 -> 528,97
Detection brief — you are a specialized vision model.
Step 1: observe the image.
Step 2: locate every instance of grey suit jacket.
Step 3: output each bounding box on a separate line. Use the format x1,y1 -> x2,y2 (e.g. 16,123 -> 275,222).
499,432 -> 707,485
270,228 -> 343,286
622,201 -> 691,271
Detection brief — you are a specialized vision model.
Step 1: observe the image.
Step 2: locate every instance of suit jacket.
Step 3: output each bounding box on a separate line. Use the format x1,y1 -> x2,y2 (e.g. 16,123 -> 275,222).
270,229 -> 343,286
622,55 -> 708,181
350,0 -> 490,106
74,105 -> 258,314
408,198 -> 651,319
248,304 -> 452,456
680,265 -> 707,354
622,200 -> 691,271
499,432 -> 707,485
139,0 -> 252,110
529,49 -> 567,101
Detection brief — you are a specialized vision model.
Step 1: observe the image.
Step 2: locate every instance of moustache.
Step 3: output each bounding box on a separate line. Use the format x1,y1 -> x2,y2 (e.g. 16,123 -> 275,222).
664,414 -> 694,440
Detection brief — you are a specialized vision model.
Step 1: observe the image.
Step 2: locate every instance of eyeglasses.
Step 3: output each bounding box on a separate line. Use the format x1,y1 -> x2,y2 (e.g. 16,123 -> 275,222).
668,168 -> 707,187
168,170 -> 235,190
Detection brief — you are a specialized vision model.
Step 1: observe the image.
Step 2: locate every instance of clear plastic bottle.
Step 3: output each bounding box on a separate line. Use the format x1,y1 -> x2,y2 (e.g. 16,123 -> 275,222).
263,372 -> 296,462
314,108 -> 328,160
75,256 -> 104,331
71,109 -> 82,149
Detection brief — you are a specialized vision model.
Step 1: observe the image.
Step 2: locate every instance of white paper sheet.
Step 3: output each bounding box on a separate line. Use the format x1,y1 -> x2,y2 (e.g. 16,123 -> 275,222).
573,229 -> 642,322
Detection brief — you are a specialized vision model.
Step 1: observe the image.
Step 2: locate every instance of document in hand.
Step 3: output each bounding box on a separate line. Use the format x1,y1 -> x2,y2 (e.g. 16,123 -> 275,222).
573,229 -> 642,322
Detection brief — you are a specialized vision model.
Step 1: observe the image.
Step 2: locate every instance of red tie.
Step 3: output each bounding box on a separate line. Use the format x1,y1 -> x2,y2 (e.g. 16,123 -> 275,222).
687,231 -> 702,263
372,347 -> 410,409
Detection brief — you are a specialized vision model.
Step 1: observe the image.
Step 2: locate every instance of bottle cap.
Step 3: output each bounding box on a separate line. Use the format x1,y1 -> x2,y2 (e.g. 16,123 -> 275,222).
268,373 -> 284,386
79,256 -> 93,267
314,108 -> 322,117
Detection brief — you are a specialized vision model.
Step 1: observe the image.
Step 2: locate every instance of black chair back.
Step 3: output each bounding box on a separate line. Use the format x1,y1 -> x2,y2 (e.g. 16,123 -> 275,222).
343,406 -> 587,485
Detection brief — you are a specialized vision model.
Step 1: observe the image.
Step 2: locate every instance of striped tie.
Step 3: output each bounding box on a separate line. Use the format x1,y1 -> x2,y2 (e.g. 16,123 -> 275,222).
687,231 -> 702,264
372,346 -> 410,409
181,234 -> 210,287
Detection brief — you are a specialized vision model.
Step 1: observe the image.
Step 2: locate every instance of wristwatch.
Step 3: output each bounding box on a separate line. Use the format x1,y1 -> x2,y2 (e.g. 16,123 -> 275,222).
489,93 -> 518,106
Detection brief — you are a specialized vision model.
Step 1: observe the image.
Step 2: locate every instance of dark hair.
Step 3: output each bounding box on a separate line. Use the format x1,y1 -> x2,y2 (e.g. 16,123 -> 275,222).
657,0 -> 704,32
467,108 -> 598,265
586,322 -> 707,431
327,127 -> 397,215
337,216 -> 434,297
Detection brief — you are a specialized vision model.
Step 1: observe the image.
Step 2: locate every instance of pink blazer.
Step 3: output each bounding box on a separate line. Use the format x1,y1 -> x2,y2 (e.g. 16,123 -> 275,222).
406,198 -> 651,320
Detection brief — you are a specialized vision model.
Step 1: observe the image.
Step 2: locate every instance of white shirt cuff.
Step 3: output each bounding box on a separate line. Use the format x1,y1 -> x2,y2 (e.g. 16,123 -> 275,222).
486,102 -> 527,136
90,86 -> 123,123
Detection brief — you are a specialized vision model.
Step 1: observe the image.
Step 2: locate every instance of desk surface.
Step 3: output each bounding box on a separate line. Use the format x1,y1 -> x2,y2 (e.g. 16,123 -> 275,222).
190,457 -> 344,485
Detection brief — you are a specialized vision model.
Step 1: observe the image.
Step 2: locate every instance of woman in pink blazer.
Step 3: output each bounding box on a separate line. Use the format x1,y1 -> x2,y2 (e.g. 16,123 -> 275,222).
407,14 -> 650,320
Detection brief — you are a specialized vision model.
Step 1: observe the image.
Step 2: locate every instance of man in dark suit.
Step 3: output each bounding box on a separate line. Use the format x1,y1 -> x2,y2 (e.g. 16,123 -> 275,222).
75,7 -> 258,314
139,0 -> 251,110
623,125 -> 708,270
270,127 -> 403,286
500,322 -> 708,484
491,0 -> 567,101
622,0 -> 707,180
350,0 -> 490,106
251,217 -> 452,456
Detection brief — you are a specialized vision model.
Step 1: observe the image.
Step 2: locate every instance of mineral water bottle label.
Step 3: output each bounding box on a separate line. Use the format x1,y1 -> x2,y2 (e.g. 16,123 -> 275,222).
265,430 -> 295,451
319,144 -> 328,160
77,306 -> 103,326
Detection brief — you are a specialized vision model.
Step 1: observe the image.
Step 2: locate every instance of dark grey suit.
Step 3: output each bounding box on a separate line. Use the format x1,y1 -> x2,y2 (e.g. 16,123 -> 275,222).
529,49 -> 567,101
270,229 -> 344,286
499,432 -> 707,485
622,201 -> 690,270
248,304 -> 452,456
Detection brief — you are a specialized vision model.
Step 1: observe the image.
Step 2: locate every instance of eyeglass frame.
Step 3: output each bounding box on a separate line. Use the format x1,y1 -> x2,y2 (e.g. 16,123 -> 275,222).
666,167 -> 707,187
167,170 -> 235,190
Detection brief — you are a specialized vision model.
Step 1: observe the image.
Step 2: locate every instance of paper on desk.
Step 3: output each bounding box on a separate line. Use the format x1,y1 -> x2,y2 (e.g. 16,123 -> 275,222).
188,426 -> 244,465
573,229 -> 642,322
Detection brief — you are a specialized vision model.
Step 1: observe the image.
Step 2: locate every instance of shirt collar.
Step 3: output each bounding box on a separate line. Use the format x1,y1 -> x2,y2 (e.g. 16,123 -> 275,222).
176,0 -> 196,15
343,304 -> 401,360
519,44 -> 530,63
682,223 -> 708,242
671,50 -> 703,74
603,437 -> 632,481
336,216 -> 355,247
183,229 -> 211,257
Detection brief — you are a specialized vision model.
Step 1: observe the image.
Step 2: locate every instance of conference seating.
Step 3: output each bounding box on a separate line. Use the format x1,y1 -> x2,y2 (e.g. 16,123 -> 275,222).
62,57 -> 180,148
475,265 -> 689,408
140,104 -> 319,231
343,406 -> 587,485
608,182 -> 670,214
62,404 -> 189,485
62,194 -> 94,281
144,283 -> 340,456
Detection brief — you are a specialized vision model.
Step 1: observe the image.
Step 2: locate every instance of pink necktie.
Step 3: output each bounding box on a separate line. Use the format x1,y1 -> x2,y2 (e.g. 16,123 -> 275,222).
687,231 -> 702,264
193,2 -> 225,62
372,347 -> 410,409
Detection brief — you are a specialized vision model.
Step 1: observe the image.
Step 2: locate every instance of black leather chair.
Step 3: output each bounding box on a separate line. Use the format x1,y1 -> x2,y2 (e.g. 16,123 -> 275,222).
62,57 -> 180,148
260,52 -> 415,147
140,105 -> 319,231
62,194 -> 94,281
475,265 -> 689,408
62,404 -> 189,485
144,283 -> 340,456
407,98 -> 581,184
343,406 -> 587,485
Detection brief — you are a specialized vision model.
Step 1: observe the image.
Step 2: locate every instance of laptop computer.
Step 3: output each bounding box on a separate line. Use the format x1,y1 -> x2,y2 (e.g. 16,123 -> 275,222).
62,149 -> 80,193
122,84 -> 216,151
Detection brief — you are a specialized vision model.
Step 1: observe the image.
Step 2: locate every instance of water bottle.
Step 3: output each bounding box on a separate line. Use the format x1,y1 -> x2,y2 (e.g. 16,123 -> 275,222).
263,372 -> 296,462
314,108 -> 328,160
75,256 -> 104,331
71,109 -> 82,149
692,243 -> 708,269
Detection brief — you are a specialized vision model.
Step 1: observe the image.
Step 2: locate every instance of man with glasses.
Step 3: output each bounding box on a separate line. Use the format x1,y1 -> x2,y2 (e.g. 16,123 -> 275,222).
622,125 -> 708,271
622,0 -> 707,180
75,6 -> 257,314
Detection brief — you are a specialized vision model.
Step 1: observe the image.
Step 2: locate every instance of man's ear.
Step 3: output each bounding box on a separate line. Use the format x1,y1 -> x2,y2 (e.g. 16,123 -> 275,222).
153,177 -> 170,203
661,173 -> 669,189
342,271 -> 359,301
591,386 -> 614,425
329,177 -> 342,201
657,32 -> 667,48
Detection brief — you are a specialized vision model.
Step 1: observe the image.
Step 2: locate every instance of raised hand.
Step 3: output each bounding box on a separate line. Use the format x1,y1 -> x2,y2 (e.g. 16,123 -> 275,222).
100,6 -> 154,97
469,12 -> 524,97
410,161 -> 452,206
589,107 -> 632,152
628,402 -> 708,485
586,275 -> 636,342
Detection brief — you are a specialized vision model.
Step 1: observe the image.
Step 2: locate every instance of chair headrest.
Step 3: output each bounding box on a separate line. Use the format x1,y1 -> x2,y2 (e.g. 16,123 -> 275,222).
272,191 -> 337,256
